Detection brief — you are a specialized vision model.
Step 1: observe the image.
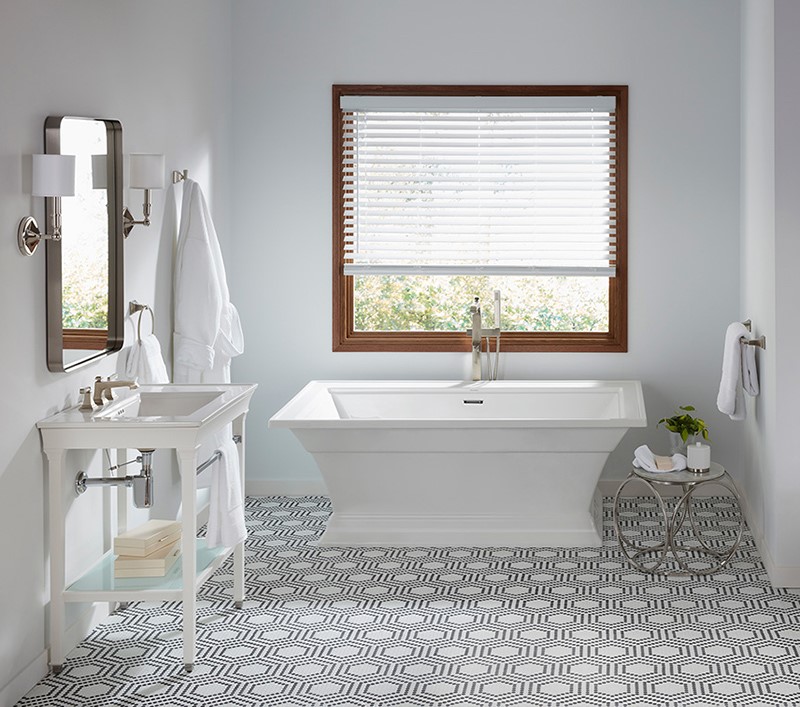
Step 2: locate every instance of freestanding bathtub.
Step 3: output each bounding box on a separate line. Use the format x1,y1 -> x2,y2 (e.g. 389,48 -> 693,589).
269,380 -> 646,547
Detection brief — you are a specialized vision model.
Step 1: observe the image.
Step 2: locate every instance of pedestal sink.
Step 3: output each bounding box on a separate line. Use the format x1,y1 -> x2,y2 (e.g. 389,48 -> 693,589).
37,383 -> 257,673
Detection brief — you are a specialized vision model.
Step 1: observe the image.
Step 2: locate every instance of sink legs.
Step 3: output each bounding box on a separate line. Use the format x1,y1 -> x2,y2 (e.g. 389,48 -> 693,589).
233,415 -> 246,608
45,448 -> 67,674
178,448 -> 198,672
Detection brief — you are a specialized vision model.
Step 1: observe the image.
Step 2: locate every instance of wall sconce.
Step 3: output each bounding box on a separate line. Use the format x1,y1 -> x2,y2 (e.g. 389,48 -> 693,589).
17,154 -> 76,256
123,153 -> 165,238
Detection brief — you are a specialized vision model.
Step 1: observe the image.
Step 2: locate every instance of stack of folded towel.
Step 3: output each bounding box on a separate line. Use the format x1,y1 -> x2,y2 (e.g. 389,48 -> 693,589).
632,445 -> 687,473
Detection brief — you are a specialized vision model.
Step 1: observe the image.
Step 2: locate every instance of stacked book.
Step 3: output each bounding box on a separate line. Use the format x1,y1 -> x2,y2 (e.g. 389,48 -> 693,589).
114,519 -> 182,578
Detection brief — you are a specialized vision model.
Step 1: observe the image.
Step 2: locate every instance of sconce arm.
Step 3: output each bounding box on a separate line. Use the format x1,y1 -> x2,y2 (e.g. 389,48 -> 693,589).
122,189 -> 153,238
17,201 -> 64,256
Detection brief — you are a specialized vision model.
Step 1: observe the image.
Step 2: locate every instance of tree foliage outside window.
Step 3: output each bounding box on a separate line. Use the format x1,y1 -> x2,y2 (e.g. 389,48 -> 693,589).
354,275 -> 608,333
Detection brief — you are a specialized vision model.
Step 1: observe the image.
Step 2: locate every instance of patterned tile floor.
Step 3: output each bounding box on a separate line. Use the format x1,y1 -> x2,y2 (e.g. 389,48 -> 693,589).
17,496 -> 800,707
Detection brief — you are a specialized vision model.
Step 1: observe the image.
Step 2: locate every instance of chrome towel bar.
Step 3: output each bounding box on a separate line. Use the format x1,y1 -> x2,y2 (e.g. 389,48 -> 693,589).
196,435 -> 242,476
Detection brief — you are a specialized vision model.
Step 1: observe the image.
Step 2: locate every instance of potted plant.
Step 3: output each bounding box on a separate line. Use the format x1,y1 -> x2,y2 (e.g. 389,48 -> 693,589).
657,405 -> 710,455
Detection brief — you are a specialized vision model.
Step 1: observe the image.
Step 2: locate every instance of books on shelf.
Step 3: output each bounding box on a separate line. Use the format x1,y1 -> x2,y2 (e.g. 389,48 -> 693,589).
113,519 -> 183,578
113,519 -> 182,558
114,539 -> 182,578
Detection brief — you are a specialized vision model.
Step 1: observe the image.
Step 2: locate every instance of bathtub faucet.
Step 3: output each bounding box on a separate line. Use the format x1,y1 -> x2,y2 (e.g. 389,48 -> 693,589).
467,295 -> 501,381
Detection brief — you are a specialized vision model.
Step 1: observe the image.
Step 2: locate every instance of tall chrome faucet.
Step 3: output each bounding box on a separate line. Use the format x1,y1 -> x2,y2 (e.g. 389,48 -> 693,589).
469,297 -> 483,381
467,294 -> 501,381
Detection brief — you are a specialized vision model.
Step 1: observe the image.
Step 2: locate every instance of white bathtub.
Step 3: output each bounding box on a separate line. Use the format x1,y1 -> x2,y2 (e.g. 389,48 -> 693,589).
269,380 -> 646,547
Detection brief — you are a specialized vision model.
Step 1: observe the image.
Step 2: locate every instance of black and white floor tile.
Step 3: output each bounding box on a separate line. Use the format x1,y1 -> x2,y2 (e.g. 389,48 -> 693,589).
17,495 -> 800,706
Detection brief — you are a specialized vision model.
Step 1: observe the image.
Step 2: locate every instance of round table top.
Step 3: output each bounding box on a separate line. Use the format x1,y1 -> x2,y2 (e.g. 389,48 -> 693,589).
631,460 -> 725,485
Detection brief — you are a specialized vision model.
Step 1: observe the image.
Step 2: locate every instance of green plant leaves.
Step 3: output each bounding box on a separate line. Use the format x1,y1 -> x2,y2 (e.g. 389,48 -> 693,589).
656,404 -> 710,442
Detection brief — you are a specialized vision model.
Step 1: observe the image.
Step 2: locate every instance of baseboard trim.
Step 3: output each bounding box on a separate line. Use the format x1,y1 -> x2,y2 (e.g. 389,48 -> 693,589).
246,479 -> 327,496
0,651 -> 48,707
250,479 -> 723,501
737,487 -> 800,589
64,602 -> 110,658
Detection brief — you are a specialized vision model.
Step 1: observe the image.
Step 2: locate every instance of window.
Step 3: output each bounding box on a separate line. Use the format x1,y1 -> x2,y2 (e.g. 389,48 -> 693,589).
333,85 -> 627,352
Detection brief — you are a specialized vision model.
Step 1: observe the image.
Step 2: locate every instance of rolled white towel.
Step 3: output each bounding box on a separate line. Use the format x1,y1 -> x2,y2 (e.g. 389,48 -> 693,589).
633,444 -> 687,473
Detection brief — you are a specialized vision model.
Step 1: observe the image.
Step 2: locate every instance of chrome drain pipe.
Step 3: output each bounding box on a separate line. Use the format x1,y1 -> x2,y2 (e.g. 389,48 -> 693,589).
74,450 -> 155,508
74,438 -> 241,507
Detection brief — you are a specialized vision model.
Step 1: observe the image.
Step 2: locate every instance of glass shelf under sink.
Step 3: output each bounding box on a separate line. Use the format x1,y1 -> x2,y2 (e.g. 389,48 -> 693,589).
64,538 -> 230,601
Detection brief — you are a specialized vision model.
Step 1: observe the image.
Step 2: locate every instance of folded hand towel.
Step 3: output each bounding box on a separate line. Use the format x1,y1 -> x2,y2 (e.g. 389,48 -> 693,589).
124,334 -> 170,385
205,437 -> 247,549
632,445 -> 687,473
717,322 -> 758,421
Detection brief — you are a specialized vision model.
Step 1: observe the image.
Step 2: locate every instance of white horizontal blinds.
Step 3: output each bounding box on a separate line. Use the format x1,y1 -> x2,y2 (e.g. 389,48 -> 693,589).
341,94 -> 617,277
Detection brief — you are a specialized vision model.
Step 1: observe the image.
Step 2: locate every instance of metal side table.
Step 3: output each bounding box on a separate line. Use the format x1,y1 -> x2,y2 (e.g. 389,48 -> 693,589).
613,462 -> 744,576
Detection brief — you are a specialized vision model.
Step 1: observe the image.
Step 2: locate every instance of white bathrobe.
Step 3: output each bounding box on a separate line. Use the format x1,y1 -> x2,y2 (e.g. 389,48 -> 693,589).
173,179 -> 244,384
173,178 -> 246,548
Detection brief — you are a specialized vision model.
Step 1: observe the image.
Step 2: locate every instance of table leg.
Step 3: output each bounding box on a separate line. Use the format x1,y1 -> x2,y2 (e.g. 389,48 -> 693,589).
671,473 -> 744,574
178,448 -> 198,672
613,473 -> 670,574
44,448 -> 67,674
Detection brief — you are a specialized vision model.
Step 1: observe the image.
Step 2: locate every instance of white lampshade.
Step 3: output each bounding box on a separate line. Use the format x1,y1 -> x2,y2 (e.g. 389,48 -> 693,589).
32,154 -> 76,197
129,153 -> 165,189
91,154 -> 108,190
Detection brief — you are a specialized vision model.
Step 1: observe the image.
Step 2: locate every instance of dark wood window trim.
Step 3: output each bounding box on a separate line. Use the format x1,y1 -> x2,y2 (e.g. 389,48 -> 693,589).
63,328 -> 109,351
332,84 -> 628,353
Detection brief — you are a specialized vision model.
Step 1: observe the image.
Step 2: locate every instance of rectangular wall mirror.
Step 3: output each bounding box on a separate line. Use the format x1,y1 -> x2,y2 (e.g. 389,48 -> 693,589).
45,116 -> 124,372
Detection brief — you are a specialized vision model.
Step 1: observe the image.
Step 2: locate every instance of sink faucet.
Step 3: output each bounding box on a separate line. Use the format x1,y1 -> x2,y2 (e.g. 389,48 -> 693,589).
92,376 -> 139,406
467,295 -> 501,381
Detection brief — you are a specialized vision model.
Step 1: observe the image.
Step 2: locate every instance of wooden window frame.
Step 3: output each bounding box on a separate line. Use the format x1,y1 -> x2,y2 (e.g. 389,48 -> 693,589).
63,328 -> 109,351
332,84 -> 628,353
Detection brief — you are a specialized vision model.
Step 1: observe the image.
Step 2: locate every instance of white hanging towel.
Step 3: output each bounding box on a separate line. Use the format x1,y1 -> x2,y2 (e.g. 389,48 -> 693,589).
173,178 -> 246,547
205,438 -> 247,549
123,334 -> 170,385
173,178 -> 243,384
717,322 -> 759,421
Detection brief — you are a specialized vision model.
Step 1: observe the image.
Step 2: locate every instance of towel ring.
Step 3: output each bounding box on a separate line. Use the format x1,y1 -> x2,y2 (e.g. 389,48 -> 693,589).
129,301 -> 155,343
739,319 -> 766,349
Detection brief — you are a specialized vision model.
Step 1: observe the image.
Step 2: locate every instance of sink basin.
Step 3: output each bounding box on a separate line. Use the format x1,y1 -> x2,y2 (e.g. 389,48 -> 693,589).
94,390 -> 224,420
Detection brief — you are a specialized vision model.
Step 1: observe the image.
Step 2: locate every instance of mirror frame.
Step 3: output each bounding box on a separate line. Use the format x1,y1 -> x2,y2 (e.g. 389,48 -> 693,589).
45,116 -> 125,372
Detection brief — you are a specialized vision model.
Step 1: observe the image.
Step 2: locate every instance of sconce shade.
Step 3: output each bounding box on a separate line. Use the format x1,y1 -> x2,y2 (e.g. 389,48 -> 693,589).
91,154 -> 108,189
129,153 -> 165,189
32,154 -> 76,197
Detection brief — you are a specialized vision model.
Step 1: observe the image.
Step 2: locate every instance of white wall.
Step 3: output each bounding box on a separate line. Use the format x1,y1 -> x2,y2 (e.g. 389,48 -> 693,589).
230,1 -> 743,489
773,0 -> 800,576
740,0 -> 776,578
739,0 -> 800,587
0,2 -> 232,702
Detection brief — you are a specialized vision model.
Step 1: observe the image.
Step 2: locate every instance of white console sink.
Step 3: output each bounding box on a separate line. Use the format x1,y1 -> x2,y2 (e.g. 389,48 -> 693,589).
38,384 -> 256,449
37,382 -> 257,674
